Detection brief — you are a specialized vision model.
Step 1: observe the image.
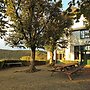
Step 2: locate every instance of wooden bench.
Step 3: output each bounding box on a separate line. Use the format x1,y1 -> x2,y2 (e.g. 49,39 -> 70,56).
6,62 -> 23,67
63,65 -> 84,80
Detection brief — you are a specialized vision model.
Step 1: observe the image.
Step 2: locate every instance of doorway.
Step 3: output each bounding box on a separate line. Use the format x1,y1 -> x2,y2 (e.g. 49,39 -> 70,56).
74,45 -> 90,65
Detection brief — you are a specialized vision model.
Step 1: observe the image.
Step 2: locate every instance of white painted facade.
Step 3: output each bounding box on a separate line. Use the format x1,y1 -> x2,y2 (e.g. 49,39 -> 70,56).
64,14 -> 87,61
65,29 -> 90,61
47,50 -> 57,60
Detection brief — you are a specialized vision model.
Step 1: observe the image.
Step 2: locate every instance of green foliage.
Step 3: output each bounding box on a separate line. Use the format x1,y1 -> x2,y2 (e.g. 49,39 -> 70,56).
80,0 -> 90,25
0,0 -> 7,38
67,0 -> 90,27
44,45 -> 54,52
20,56 -> 31,61
4,0 -> 49,49
4,0 -> 66,50
43,0 -> 72,64
44,9 -> 72,52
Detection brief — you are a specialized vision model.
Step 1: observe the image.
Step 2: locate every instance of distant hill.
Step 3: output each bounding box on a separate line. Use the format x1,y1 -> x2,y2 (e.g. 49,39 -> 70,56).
0,49 -> 47,61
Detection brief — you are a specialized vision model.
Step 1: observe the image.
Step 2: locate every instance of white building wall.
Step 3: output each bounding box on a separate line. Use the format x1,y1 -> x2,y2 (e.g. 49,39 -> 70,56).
53,50 -> 57,60
47,50 -> 57,60
71,30 -> 90,46
47,51 -> 50,60
70,45 -> 74,60
65,45 -> 70,60
65,29 -> 90,61
65,45 -> 75,61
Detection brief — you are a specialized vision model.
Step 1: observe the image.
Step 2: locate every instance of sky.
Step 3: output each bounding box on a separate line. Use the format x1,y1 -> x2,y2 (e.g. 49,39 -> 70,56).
0,0 -> 78,50
0,39 -> 24,50
62,0 -> 70,10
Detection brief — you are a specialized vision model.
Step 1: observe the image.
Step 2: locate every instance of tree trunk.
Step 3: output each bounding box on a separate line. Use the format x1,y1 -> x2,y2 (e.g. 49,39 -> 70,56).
49,51 -> 54,65
14,47 -> 37,73
28,47 -> 37,72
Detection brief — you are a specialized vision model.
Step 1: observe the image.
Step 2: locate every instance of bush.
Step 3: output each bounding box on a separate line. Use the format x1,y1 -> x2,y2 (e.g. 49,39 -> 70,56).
62,60 -> 78,64
46,60 -> 50,64
20,56 -> 31,61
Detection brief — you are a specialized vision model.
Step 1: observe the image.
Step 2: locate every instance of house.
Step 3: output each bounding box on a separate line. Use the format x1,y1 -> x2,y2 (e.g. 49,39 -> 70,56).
65,14 -> 90,66
47,14 -> 90,66
65,28 -> 90,65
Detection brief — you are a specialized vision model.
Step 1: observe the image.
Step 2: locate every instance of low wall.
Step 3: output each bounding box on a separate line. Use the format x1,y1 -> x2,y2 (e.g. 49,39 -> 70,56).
0,60 -> 46,69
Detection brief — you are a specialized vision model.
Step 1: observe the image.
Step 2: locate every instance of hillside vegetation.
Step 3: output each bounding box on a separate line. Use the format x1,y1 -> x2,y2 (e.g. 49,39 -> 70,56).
0,49 -> 47,61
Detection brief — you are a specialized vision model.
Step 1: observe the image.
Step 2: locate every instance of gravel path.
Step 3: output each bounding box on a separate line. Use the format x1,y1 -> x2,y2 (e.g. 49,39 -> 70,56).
0,65 -> 90,90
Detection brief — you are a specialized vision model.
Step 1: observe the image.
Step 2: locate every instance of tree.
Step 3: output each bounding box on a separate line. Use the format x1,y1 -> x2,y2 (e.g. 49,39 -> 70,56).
44,1 -> 73,64
4,0 -> 50,72
4,0 -> 67,72
0,0 -> 7,38
67,0 -> 90,26
79,0 -> 90,26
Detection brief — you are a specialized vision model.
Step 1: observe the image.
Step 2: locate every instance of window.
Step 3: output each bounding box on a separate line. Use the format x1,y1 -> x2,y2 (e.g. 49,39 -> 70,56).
80,30 -> 90,39
85,46 -> 90,51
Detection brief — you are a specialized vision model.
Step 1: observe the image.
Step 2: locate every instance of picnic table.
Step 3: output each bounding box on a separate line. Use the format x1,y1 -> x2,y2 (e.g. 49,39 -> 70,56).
55,62 -> 79,70
49,62 -> 84,80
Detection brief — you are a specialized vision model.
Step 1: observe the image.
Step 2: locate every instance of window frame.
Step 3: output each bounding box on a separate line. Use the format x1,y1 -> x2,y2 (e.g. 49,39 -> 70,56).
80,30 -> 90,39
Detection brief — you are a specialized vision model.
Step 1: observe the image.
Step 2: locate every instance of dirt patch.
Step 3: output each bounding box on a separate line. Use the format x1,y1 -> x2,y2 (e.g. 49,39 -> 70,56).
0,65 -> 90,90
